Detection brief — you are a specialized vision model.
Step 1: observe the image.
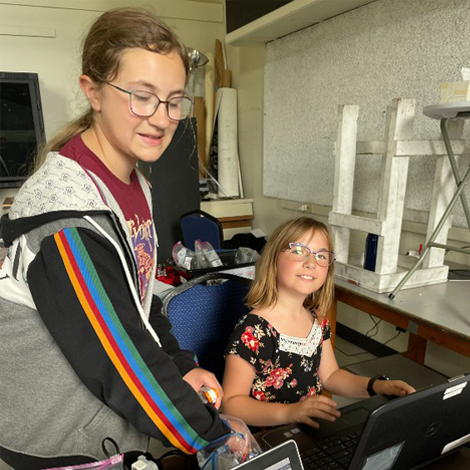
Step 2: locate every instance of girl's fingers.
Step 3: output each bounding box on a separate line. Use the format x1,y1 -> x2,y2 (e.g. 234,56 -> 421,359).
300,416 -> 320,429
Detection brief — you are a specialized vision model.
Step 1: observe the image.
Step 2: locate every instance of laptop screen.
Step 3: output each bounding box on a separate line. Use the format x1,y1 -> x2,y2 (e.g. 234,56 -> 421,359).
234,440 -> 304,470
265,457 -> 295,470
0,72 -> 46,188
262,372 -> 470,470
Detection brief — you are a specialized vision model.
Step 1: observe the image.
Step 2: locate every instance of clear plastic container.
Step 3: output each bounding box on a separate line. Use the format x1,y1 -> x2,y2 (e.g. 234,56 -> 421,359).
199,386 -> 219,405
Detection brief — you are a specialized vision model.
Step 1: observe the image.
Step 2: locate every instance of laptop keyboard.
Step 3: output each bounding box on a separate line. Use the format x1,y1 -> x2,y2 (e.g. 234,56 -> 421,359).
300,426 -> 361,470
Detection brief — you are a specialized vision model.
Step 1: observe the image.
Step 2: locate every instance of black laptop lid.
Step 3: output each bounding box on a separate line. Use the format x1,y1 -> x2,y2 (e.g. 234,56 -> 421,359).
262,373 -> 470,470
349,372 -> 470,470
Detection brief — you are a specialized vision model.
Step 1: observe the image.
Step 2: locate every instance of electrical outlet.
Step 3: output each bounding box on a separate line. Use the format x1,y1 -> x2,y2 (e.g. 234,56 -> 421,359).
299,204 -> 309,212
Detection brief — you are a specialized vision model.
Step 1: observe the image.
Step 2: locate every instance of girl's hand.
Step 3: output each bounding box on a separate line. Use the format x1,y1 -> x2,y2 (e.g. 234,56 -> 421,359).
183,368 -> 224,409
286,395 -> 341,428
374,379 -> 415,397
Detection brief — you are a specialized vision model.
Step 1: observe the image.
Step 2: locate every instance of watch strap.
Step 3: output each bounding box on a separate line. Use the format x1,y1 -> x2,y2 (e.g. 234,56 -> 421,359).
367,374 -> 390,396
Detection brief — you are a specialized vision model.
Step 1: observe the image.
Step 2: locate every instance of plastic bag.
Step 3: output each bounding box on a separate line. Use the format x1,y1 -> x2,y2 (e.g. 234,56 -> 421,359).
197,414 -> 262,469
234,247 -> 260,265
172,241 -> 199,270
42,454 -> 124,470
194,240 -> 223,268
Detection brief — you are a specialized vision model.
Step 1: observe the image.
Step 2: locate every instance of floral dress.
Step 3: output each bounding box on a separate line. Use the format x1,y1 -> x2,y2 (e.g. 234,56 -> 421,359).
225,313 -> 330,403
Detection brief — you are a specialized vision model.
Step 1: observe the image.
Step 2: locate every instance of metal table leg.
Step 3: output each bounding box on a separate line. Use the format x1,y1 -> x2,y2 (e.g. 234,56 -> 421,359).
440,117 -> 470,227
389,162 -> 470,299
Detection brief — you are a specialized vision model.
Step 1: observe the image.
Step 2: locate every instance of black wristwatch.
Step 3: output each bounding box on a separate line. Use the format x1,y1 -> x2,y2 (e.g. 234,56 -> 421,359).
367,375 -> 390,396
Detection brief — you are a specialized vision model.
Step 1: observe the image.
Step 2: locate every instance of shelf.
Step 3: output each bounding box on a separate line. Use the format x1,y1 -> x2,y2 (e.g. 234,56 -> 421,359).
201,198 -> 254,239
226,0 -> 376,46
201,198 -> 253,219
423,102 -> 470,120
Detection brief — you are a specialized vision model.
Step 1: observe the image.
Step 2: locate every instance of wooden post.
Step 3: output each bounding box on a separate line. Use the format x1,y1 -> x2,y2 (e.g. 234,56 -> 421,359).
375,99 -> 415,275
404,334 -> 427,365
330,105 -> 359,264
193,97 -> 207,177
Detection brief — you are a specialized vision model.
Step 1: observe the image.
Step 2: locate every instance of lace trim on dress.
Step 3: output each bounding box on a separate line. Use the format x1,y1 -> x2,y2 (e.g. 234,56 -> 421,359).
278,319 -> 322,357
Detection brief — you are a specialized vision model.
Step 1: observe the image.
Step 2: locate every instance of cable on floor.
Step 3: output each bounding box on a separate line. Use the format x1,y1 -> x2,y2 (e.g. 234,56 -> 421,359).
334,346 -> 373,358
365,315 -> 382,338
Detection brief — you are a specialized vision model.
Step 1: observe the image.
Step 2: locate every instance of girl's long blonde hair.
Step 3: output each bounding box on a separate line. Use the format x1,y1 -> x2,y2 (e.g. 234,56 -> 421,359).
34,7 -> 189,171
247,217 -> 335,320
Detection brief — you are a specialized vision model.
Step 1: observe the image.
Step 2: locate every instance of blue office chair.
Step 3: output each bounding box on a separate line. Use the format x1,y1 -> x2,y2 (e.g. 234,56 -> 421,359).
162,273 -> 251,381
180,209 -> 224,251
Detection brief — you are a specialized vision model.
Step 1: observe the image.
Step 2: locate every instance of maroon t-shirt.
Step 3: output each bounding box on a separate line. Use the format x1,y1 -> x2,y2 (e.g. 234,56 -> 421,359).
61,134 -> 155,301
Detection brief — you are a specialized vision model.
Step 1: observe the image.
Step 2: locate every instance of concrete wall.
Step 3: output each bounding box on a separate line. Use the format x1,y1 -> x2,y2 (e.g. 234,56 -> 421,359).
264,0 -> 470,228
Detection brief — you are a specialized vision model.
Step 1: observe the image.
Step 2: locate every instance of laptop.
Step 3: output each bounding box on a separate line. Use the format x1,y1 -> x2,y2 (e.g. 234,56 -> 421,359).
262,372 -> 470,470
233,439 -> 304,469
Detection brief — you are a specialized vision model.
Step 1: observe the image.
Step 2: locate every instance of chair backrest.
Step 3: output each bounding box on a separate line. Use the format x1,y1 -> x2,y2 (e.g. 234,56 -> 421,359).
162,273 -> 251,381
180,209 -> 224,251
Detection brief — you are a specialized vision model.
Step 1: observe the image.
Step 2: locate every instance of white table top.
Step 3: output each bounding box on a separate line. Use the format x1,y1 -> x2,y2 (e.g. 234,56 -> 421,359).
423,101 -> 470,119
335,278 -> 470,343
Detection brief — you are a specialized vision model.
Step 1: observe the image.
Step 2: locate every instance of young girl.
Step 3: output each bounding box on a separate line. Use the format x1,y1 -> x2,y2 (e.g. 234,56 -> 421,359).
0,8 -> 232,469
222,217 -> 415,429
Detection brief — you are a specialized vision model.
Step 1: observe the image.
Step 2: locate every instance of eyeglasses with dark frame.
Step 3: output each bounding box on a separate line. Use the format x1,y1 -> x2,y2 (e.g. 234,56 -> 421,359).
105,82 -> 193,121
283,242 -> 336,267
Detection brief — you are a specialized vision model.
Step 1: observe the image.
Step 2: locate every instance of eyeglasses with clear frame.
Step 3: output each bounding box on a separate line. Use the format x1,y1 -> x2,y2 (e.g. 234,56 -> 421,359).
105,82 -> 193,121
283,242 -> 336,267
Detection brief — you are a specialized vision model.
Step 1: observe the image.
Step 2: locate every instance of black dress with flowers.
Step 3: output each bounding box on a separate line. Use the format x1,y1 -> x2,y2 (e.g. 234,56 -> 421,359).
225,313 -> 330,403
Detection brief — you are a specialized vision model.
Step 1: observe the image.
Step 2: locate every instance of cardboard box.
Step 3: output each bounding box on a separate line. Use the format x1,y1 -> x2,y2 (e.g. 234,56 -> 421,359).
440,81 -> 470,104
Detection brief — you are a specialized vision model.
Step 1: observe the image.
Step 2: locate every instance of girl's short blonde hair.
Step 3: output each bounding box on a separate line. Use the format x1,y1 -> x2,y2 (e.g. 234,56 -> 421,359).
247,217 -> 335,320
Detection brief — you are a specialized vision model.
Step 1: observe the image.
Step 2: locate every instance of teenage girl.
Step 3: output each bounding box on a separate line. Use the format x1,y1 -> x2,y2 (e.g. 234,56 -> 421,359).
0,8 -> 232,469
222,217 -> 415,428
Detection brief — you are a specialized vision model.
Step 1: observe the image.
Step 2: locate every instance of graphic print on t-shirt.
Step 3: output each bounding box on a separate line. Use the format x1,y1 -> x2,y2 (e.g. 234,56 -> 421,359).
127,214 -> 154,302
60,135 -> 156,304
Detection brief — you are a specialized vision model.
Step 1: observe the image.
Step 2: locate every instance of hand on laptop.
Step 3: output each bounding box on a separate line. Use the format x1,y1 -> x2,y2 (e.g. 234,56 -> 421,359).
374,379 -> 416,396
286,395 -> 342,428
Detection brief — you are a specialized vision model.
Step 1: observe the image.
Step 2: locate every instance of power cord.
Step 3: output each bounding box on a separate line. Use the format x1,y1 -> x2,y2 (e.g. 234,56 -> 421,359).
335,346 -> 373,358
383,330 -> 402,346
335,316 -> 382,357
365,316 -> 381,338
336,319 -> 402,356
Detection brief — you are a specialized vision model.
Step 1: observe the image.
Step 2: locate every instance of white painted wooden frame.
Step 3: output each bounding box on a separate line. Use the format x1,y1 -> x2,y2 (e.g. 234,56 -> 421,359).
328,98 -> 464,293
